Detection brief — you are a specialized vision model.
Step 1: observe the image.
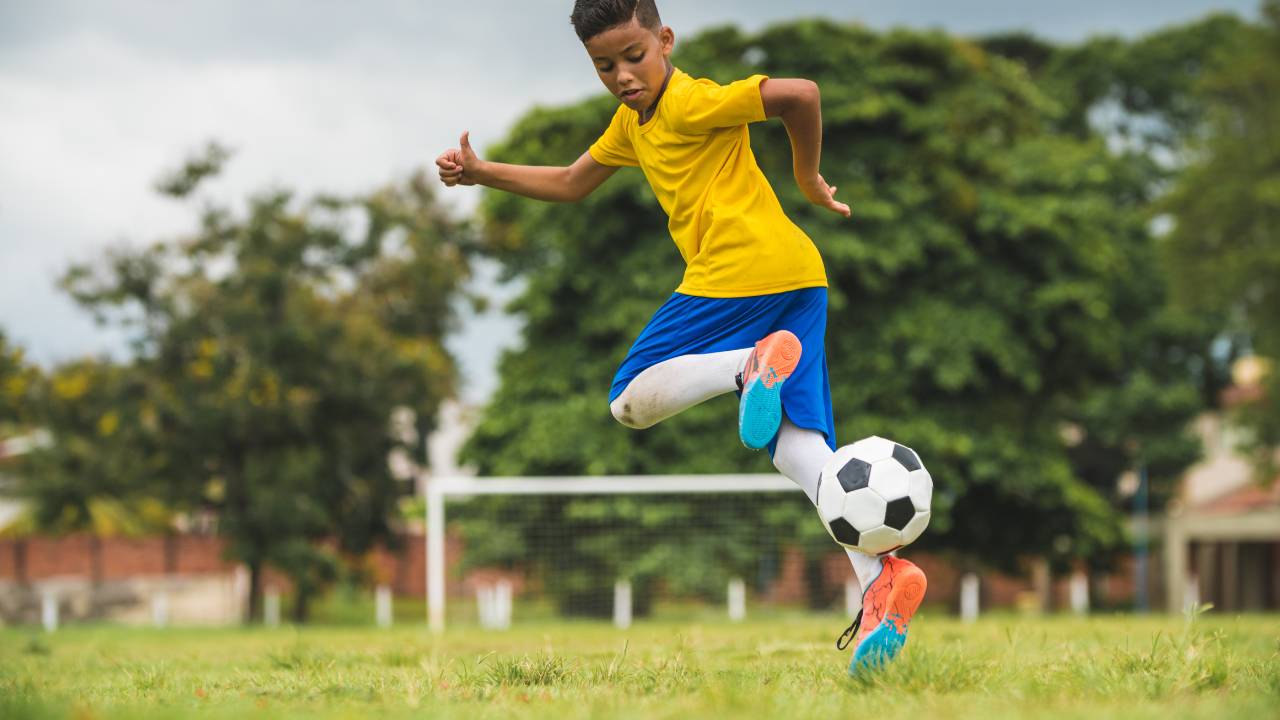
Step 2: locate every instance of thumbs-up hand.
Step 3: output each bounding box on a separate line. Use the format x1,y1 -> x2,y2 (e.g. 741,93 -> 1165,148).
436,131 -> 483,187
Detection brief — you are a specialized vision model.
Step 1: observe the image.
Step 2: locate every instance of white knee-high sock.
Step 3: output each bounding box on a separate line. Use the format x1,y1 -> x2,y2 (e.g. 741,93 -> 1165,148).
610,348 -> 750,429
773,418 -> 883,595
772,417 -> 829,504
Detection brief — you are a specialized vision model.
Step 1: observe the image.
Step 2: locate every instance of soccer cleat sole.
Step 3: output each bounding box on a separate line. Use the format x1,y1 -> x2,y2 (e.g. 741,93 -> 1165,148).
739,377 -> 782,449
738,331 -> 802,450
848,565 -> 927,677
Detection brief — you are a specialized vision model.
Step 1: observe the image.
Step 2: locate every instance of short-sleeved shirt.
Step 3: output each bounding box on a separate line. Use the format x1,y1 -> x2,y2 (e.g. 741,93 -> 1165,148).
589,68 -> 827,298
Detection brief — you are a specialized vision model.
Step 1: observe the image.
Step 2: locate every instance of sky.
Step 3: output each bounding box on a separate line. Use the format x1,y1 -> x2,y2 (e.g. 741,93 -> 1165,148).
0,0 -> 1259,403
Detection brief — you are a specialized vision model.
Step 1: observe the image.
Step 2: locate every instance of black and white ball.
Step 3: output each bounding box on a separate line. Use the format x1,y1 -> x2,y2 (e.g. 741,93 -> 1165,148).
816,436 -> 932,556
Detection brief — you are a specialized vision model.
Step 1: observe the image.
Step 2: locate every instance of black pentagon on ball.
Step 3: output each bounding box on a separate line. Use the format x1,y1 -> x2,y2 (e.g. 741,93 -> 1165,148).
836,458 -> 872,492
829,517 -> 861,546
891,443 -> 921,472
884,497 -> 916,531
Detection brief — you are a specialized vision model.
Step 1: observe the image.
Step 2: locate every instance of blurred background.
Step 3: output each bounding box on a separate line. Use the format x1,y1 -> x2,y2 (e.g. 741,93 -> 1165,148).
1,0 -> 1277,629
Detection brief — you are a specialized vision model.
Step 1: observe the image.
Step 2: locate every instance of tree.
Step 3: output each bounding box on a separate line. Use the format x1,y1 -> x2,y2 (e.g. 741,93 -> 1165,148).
980,13 -> 1260,557
0,330 -> 40,439
1162,1 -> 1280,474
460,18 -> 1210,608
26,144 -> 471,621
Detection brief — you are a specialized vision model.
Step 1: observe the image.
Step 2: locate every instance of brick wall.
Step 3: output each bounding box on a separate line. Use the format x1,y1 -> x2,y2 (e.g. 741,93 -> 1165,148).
0,532 -> 1143,610
0,532 -> 455,598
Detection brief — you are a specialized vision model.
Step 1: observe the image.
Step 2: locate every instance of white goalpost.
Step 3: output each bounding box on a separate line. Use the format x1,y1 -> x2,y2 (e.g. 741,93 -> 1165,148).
425,473 -> 800,633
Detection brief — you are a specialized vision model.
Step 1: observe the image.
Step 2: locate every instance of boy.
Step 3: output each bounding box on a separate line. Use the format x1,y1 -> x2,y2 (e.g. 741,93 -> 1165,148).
436,0 -> 926,676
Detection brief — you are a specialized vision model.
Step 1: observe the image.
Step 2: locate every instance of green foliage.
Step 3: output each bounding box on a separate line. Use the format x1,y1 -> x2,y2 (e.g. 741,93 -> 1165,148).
462,17 -> 1215,597
14,358 -> 176,537
21,144 -> 471,621
985,13 -> 1250,148
0,329 -> 40,438
1162,1 -> 1280,475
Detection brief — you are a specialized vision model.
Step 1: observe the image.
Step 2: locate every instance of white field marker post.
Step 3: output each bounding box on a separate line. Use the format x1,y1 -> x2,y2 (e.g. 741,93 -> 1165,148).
844,578 -> 861,617
427,483 -> 445,634
960,573 -> 980,623
375,584 -> 393,628
613,579 -> 633,629
264,589 -> 281,628
41,590 -> 58,632
727,578 -> 746,622
1069,570 -> 1089,615
495,580 -> 512,630
152,589 -> 170,628
1184,573 -> 1201,614
476,585 -> 493,628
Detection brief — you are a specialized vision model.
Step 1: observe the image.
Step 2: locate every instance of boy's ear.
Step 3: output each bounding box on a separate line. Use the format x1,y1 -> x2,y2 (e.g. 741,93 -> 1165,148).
660,26 -> 675,56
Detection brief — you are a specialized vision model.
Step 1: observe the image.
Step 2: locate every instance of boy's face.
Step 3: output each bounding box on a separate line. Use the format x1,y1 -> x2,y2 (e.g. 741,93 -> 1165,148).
584,17 -> 675,112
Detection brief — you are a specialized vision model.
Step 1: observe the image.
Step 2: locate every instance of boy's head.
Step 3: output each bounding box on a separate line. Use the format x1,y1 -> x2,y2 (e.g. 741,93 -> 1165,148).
570,0 -> 675,112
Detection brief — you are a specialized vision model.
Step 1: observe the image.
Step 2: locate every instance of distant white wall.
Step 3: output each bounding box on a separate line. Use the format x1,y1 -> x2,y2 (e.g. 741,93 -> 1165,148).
1181,413 -> 1256,508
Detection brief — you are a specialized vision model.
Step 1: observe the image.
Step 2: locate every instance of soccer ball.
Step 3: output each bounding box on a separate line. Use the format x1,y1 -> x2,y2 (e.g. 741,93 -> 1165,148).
816,436 -> 932,556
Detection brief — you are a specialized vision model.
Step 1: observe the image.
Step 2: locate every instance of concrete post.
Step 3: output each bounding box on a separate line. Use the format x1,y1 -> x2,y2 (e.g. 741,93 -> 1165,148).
960,573 -> 980,623
41,590 -> 58,632
264,589 -> 281,628
727,578 -> 746,622
375,584 -> 393,628
613,579 -> 632,630
427,483 -> 445,634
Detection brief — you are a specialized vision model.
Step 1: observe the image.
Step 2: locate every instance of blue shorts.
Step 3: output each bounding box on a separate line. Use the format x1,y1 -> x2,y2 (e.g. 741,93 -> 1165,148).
609,287 -> 836,454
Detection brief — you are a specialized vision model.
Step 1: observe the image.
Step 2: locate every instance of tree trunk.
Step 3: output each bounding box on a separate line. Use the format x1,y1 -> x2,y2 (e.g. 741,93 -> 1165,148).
246,561 -> 262,624
292,587 -> 310,624
89,534 -> 104,585
163,532 -> 178,575
14,540 -> 27,584
804,554 -> 832,610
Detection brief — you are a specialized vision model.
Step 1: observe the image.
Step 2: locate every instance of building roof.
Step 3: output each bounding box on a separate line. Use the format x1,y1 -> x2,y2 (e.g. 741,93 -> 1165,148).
1195,477 -> 1280,515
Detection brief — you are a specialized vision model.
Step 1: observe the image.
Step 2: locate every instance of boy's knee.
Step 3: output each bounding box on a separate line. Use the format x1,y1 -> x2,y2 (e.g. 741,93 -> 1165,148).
609,395 -> 652,429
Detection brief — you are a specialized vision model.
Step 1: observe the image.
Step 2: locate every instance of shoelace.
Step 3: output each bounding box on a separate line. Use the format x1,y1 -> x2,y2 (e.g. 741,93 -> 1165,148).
836,608 -> 863,651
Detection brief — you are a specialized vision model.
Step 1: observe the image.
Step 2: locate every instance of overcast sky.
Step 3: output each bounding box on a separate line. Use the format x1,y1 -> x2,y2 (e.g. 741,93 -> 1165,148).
0,0 -> 1258,402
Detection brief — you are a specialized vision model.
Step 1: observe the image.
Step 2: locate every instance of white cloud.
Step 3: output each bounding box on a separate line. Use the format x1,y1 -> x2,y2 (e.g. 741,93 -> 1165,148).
0,25 -> 579,383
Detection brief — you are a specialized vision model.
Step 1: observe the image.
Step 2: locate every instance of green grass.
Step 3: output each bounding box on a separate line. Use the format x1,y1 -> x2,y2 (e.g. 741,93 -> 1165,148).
1,613 -> 1278,719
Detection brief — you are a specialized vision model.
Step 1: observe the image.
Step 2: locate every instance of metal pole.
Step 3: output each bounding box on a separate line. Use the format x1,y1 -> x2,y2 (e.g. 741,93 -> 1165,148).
427,482 -> 446,633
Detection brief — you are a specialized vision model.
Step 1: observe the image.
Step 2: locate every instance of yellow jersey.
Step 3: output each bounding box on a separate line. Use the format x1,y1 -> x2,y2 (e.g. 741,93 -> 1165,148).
588,68 -> 827,298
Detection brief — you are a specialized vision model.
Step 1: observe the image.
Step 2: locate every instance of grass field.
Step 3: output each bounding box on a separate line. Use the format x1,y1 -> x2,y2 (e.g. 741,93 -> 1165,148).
2,613 -> 1278,719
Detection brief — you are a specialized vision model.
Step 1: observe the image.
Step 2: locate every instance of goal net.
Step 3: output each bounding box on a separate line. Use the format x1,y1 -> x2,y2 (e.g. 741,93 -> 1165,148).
426,474 -> 861,631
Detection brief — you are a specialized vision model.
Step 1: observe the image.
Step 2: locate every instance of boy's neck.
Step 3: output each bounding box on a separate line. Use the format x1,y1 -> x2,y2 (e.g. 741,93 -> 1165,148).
638,61 -> 675,125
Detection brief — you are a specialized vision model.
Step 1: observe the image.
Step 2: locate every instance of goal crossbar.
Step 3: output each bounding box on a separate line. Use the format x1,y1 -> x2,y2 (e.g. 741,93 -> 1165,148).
425,473 -> 800,632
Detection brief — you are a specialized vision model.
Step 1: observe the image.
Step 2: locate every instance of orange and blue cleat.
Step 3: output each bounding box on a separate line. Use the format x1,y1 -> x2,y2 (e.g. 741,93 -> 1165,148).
838,555 -> 927,677
736,330 -> 802,449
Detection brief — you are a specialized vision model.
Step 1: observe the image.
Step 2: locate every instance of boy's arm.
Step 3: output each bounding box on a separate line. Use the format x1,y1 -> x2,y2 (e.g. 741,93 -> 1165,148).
759,79 -> 851,218
436,132 -> 617,203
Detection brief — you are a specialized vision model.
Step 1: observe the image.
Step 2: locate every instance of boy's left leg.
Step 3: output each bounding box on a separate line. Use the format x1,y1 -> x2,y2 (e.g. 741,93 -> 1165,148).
773,419 -> 926,677
772,419 -> 884,590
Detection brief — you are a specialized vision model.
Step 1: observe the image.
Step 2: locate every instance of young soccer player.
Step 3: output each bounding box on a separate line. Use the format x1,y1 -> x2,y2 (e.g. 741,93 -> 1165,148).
435,0 -> 926,675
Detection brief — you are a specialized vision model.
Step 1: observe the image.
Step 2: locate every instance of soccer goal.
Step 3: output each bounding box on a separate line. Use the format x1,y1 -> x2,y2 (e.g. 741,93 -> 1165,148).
425,474 -> 861,632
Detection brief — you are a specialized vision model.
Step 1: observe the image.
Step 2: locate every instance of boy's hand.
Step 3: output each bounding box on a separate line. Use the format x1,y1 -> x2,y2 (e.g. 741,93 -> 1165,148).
799,174 -> 851,218
435,131 -> 484,187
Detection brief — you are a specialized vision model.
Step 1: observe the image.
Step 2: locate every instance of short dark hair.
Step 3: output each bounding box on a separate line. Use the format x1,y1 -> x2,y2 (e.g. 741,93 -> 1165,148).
570,0 -> 662,43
